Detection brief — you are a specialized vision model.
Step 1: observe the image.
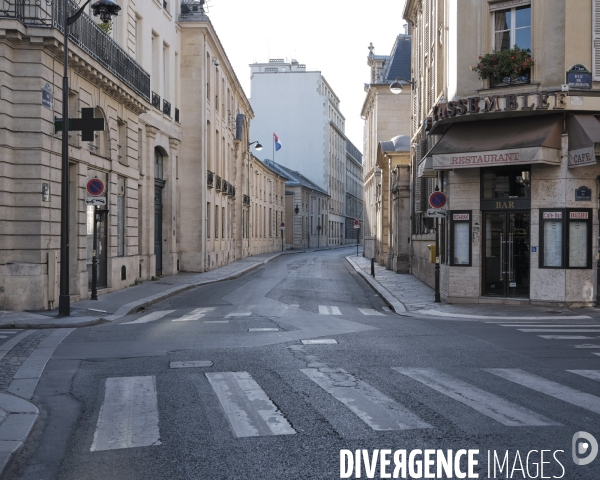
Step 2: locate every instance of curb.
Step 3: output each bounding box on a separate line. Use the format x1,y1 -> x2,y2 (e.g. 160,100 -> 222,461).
0,393 -> 39,479
345,256 -> 408,315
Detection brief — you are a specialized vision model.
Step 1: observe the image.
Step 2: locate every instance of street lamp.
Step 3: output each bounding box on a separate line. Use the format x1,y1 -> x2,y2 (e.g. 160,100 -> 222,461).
248,141 -> 263,151
389,76 -> 415,94
58,0 -> 121,316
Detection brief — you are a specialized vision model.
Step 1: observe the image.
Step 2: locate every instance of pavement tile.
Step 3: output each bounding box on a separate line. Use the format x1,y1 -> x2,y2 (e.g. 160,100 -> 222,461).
0,413 -> 37,441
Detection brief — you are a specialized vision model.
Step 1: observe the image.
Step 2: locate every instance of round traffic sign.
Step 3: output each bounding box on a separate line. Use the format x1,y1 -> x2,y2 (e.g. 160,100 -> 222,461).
429,191 -> 446,209
353,219 -> 359,226
86,178 -> 105,196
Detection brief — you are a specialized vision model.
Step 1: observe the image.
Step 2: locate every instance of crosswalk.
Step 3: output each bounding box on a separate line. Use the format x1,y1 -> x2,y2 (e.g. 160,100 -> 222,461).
89,366 -> 600,452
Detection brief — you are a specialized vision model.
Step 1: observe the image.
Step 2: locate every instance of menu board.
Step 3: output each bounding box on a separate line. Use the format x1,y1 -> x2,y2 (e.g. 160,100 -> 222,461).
453,222 -> 470,265
543,219 -> 562,267
568,220 -> 588,267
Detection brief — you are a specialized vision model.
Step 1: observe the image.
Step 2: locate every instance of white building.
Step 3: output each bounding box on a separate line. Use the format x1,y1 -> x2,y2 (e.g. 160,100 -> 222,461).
249,59 -> 349,245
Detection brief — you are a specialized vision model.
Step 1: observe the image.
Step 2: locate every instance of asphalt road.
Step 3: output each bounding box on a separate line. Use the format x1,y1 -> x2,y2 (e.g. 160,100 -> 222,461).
9,248 -> 600,479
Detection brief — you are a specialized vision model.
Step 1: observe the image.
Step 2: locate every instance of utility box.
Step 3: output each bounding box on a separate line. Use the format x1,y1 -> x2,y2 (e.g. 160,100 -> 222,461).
427,244 -> 436,263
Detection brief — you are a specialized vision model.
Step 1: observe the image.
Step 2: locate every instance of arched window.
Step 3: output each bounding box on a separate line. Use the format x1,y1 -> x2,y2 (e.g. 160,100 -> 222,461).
155,148 -> 164,179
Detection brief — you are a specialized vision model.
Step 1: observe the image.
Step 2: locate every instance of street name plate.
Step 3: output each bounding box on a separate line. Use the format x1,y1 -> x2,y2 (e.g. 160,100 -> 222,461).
86,197 -> 107,205
426,208 -> 448,219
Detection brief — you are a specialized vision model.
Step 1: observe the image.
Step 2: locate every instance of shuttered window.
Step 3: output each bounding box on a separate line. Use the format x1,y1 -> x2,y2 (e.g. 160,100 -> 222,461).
594,0 -> 600,80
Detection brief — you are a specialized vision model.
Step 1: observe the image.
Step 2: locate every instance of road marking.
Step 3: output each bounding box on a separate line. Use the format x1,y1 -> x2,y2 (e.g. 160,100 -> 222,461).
518,329 -> 600,333
91,376 -> 161,451
0,336 -> 7,339
499,325 -> 600,328
318,306 -> 342,315
538,336 -> 596,340
0,331 -> 34,361
205,372 -> 295,437
248,328 -> 279,332
170,361 -> 213,369
88,308 -> 107,313
486,368 -> 600,415
121,310 -> 176,325
203,320 -> 229,324
419,310 -> 591,320
301,368 -> 431,431
172,307 -> 216,322
574,345 -> 600,349
393,368 -> 559,427
358,308 -> 385,316
301,339 -> 338,345
592,353 -> 600,357
226,312 -> 252,318
568,370 -> 600,381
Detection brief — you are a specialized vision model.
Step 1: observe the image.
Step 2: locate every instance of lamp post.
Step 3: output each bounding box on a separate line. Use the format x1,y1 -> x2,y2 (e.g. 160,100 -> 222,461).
389,76 -> 415,94
248,141 -> 263,151
58,0 -> 121,316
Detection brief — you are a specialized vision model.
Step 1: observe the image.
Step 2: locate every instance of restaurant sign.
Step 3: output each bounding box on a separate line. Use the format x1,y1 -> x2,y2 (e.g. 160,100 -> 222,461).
433,146 -> 561,170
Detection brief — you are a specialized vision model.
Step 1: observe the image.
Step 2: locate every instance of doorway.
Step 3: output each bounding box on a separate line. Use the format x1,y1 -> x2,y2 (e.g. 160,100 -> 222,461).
483,212 -> 530,298
154,148 -> 165,276
87,206 -> 108,290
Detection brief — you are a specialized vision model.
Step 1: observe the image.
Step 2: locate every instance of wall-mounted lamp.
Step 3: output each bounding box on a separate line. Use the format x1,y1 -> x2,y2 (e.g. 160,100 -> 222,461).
389,76 -> 415,94
248,141 -> 262,151
295,204 -> 299,214
213,56 -> 220,66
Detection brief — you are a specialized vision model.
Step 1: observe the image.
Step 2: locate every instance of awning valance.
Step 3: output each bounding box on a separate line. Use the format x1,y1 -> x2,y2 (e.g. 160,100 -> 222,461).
417,156 -> 437,178
567,114 -> 600,168
430,114 -> 563,170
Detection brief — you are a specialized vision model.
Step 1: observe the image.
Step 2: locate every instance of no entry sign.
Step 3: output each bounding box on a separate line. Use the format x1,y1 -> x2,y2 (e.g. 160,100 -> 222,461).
86,178 -> 105,196
429,191 -> 447,209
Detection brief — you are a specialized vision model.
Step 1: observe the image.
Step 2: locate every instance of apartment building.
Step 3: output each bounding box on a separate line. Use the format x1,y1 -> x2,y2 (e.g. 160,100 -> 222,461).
345,141 -> 364,244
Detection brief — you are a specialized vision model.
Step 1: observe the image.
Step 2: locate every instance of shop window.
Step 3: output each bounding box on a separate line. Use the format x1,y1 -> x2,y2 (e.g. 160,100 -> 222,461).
482,167 -> 530,199
539,209 -> 592,269
493,4 -> 531,52
450,211 -> 472,266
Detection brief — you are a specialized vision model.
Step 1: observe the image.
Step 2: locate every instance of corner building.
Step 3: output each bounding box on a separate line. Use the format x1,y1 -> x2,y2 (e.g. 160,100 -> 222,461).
405,0 -> 600,306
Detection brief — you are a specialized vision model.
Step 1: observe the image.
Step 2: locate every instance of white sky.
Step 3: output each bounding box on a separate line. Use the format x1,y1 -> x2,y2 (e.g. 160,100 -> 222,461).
207,0 -> 408,154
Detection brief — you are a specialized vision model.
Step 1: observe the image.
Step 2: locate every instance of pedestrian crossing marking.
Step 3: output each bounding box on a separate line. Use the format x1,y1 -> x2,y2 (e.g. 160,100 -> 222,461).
204,321 -> 229,324
121,310 -> 176,325
301,368 -> 432,431
358,308 -> 385,316
518,329 -> 600,333
568,370 -> 600,381
225,312 -> 252,318
500,325 -> 600,328
538,335 -> 596,340
91,376 -> 161,451
172,307 -> 216,322
301,339 -> 338,345
318,306 -> 342,315
393,368 -> 559,427
205,372 -> 295,437
486,368 -> 600,415
574,344 -> 600,349
0,336 -> 7,339
248,328 -> 279,332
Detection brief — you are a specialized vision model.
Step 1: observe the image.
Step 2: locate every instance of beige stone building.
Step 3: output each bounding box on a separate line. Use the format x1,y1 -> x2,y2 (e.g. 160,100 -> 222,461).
361,34 -> 412,264
405,0 -> 600,306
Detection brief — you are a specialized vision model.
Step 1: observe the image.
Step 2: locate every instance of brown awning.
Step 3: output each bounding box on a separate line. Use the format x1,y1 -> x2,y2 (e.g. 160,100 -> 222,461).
567,114 -> 600,167
430,114 -> 563,170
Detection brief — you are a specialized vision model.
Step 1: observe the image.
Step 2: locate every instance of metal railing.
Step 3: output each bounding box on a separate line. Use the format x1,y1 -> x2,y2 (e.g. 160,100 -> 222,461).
0,0 -> 150,101
243,194 -> 250,206
163,99 -> 171,116
152,92 -> 161,109
221,180 -> 229,195
215,176 -> 222,191
175,108 -> 179,123
207,170 -> 214,188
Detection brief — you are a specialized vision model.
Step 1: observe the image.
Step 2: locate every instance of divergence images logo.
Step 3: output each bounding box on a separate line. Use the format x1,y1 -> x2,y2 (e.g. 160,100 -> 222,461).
573,431 -> 598,466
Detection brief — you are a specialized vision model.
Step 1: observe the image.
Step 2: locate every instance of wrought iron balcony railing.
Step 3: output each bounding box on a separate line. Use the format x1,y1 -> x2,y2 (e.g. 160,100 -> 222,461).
228,184 -> 234,197
175,108 -> 180,123
207,170 -> 214,188
152,92 -> 161,109
215,176 -> 222,191
222,180 -> 229,195
0,0 -> 151,102
243,194 -> 250,206
163,99 -> 171,116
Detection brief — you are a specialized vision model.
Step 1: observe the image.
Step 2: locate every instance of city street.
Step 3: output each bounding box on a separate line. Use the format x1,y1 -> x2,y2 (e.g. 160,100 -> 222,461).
7,248 -> 600,479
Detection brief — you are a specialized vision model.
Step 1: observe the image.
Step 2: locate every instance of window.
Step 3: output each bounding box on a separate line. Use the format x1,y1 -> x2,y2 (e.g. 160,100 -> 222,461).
207,203 -> 210,238
493,5 -> 531,51
539,209 -> 592,269
155,149 -> 164,179
222,207 -> 225,239
118,119 -> 127,165
450,211 -> 472,266
215,205 -> 219,238
117,177 -> 125,257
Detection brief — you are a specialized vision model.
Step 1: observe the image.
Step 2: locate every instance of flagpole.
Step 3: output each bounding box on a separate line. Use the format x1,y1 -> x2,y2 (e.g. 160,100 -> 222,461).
273,133 -> 275,168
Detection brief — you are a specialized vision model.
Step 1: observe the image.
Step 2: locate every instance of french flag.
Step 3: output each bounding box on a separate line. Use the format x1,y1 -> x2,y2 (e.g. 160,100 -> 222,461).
273,133 -> 282,151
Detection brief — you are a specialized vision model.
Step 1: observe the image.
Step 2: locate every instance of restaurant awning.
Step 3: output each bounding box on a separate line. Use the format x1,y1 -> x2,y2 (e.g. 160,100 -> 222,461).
429,114 -> 563,170
567,114 -> 600,168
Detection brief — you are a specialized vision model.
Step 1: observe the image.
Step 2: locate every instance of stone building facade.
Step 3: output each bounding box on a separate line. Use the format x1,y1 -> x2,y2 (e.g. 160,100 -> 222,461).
405,0 -> 600,306
345,141 -> 364,244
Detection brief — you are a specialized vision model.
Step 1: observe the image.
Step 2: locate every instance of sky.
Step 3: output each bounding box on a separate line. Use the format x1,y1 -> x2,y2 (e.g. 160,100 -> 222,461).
207,0 -> 408,154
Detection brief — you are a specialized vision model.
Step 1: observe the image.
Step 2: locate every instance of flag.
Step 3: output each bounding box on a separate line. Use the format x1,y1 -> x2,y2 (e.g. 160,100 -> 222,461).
273,133 -> 282,151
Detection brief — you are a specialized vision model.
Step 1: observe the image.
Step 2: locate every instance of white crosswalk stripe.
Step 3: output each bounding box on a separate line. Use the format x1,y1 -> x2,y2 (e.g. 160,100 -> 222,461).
574,344 -> 600,349
318,306 -> 342,315
518,329 -> 600,333
393,368 -> 559,426
568,370 -> 600,381
358,308 -> 385,316
538,335 -> 596,340
226,312 -> 252,317
500,324 -> 600,328
302,368 -> 431,431
486,368 -> 600,415
91,376 -> 161,451
121,310 -> 176,325
172,307 -> 216,322
205,372 -> 295,437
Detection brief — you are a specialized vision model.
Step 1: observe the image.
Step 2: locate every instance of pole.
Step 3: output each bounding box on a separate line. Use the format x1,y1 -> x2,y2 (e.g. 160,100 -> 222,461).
281,227 -> 284,251
434,182 -> 441,303
91,206 -> 98,300
357,227 -> 359,256
58,1 -> 70,316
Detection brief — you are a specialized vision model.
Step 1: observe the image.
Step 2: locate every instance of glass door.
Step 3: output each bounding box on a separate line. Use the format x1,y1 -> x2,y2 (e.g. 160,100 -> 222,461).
484,212 -> 530,297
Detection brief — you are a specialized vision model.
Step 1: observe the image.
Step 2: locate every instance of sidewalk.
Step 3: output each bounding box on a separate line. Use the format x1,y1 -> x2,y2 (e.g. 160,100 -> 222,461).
0,245 -> 353,329
346,255 -> 600,319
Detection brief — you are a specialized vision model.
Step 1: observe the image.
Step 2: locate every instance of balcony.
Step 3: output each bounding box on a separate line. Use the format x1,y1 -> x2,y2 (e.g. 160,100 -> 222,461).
207,170 -> 214,188
163,99 -> 171,117
243,194 -> 250,206
221,180 -> 229,195
228,184 -> 234,197
175,108 -> 180,123
180,0 -> 205,15
215,176 -> 222,192
152,92 -> 161,109
0,0 -> 151,102
490,71 -> 531,88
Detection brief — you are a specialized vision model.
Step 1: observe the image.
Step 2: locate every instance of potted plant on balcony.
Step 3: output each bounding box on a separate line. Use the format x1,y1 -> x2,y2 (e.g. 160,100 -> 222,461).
470,46 -> 534,87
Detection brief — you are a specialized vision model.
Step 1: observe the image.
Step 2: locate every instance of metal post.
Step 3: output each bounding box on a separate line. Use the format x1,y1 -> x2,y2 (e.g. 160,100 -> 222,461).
281,227 -> 284,251
58,2 -> 71,316
357,227 -> 359,256
435,216 -> 441,302
597,252 -> 600,308
371,257 -> 375,277
91,206 -> 98,300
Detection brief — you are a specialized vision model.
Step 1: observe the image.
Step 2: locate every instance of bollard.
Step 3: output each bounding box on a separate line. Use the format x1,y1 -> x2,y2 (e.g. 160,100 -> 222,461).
371,257 -> 375,277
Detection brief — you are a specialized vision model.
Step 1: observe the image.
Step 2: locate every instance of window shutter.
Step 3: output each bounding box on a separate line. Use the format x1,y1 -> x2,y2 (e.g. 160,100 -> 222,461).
594,0 -> 600,80
414,142 -> 422,212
